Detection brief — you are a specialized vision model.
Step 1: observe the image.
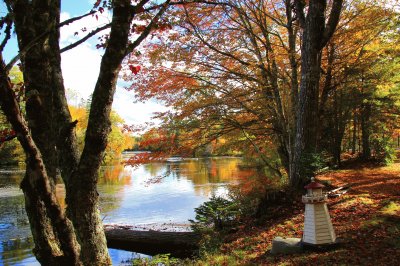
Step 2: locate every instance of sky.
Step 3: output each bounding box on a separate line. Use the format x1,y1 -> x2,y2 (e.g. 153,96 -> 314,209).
1,0 -> 167,126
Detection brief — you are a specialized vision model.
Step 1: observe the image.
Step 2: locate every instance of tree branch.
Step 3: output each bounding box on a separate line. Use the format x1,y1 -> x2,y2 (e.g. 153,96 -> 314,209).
59,10 -> 97,27
321,0 -> 344,48
5,9 -> 99,71
60,24 -> 111,53
293,0 -> 306,28
125,0 -> 171,55
0,15 -> 12,54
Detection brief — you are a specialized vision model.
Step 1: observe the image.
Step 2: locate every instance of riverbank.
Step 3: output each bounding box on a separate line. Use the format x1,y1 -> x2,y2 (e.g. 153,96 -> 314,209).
190,160 -> 400,265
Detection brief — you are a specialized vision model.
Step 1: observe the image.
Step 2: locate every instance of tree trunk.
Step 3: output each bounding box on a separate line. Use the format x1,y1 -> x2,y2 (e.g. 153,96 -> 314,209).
66,1 -> 135,264
105,228 -> 200,258
361,103 -> 372,160
0,55 -> 81,265
291,0 -> 343,188
351,110 -> 357,154
3,0 -> 172,264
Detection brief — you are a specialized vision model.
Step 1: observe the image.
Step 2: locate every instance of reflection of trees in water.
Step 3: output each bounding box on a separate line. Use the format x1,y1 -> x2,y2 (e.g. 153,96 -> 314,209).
143,163 -> 165,177
0,171 -> 24,187
98,164 -> 132,215
1,237 -> 34,266
182,158 -> 241,183
161,158 -> 243,196
0,158 -> 247,264
99,164 -> 132,187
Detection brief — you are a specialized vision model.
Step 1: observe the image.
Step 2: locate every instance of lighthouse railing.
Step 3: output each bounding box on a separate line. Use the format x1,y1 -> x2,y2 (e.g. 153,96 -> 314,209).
302,194 -> 327,203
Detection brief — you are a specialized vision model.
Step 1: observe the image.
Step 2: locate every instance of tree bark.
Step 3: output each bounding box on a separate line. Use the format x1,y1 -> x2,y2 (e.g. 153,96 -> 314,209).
291,0 -> 343,188
2,0 -> 170,264
65,1 -> 136,264
105,228 -> 200,258
352,110 -> 357,154
0,54 -> 81,265
361,102 -> 372,160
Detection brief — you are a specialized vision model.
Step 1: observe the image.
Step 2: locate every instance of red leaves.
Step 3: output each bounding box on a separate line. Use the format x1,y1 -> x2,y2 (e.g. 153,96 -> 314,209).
133,25 -> 147,33
156,23 -> 172,32
129,65 -> 141,75
137,6 -> 145,13
92,2 -> 105,21
0,128 -> 16,144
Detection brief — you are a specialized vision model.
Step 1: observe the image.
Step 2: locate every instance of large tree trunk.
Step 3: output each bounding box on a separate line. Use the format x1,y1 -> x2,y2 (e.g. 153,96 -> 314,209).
0,55 -> 81,265
4,0 -> 83,263
291,0 -> 343,188
2,0 -> 170,264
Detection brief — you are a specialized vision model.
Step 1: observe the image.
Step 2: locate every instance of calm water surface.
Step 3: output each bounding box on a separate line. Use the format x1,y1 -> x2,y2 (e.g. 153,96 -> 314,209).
0,157 -> 243,265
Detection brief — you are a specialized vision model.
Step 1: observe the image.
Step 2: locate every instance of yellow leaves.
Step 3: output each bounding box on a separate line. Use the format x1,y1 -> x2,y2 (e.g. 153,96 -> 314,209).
68,105 -> 133,164
381,201 -> 400,215
69,105 -> 88,130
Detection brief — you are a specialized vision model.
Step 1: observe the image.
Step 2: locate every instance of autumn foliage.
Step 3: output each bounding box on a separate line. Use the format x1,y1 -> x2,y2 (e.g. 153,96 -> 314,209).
122,0 -> 400,183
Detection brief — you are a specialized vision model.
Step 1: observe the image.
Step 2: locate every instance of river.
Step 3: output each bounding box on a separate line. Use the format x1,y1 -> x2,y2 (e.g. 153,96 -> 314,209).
0,156 -> 244,265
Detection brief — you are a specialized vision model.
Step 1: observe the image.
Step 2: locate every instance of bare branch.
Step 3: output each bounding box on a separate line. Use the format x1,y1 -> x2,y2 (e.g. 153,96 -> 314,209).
59,10 -> 97,27
0,15 -> 12,54
60,24 -> 111,53
5,9 -> 101,71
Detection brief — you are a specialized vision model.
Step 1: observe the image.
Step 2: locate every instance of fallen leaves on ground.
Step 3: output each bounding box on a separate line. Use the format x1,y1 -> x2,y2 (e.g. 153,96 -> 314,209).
203,161 -> 400,265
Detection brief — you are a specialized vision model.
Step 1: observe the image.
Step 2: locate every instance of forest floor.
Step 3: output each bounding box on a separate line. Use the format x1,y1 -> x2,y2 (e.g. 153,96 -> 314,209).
197,156 -> 400,265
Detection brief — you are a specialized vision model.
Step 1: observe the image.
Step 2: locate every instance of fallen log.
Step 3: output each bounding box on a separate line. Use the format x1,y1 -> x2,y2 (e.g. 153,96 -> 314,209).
105,228 -> 201,258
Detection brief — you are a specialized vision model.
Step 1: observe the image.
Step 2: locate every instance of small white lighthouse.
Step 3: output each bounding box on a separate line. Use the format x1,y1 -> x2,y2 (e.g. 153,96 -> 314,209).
302,177 -> 336,245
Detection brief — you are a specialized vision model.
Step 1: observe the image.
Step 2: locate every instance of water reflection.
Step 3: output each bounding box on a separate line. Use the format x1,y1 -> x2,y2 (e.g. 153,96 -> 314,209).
0,157 -> 243,265
0,169 -> 34,266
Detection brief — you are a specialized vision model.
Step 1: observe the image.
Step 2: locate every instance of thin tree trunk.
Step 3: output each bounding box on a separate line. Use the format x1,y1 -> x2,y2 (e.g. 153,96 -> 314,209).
361,103 -> 372,160
352,110 -> 357,154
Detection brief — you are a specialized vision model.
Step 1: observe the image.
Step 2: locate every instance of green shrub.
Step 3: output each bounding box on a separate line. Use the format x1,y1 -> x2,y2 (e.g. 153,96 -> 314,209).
189,195 -> 240,232
371,137 -> 396,165
299,152 -> 326,180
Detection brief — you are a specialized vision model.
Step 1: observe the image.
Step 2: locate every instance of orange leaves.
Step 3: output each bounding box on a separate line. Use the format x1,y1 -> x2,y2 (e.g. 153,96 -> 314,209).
126,66 -> 198,105
124,151 -> 166,167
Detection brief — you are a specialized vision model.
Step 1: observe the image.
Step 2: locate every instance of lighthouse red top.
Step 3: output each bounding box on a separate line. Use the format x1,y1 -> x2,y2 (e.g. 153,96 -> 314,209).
304,178 -> 325,189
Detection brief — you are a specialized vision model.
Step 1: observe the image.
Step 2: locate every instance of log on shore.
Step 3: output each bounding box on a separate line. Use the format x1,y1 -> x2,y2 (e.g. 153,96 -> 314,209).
105,228 -> 201,258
